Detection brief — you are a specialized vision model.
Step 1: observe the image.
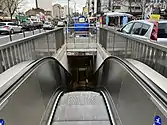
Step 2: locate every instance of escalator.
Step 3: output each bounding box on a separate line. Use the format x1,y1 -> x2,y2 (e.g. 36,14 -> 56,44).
51,91 -> 110,125
0,57 -> 167,125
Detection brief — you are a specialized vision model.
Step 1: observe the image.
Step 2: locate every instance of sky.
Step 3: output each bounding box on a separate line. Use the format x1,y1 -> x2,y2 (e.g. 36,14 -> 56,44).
20,0 -> 86,13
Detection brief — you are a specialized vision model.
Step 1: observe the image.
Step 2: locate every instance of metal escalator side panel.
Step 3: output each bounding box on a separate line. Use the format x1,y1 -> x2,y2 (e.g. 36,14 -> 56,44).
0,57 -> 71,98
40,90 -> 64,125
125,59 -> 167,104
98,89 -> 118,125
94,57 -> 167,125
0,57 -> 71,125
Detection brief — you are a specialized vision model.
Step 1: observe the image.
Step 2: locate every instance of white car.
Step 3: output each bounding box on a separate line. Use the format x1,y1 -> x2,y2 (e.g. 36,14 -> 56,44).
43,22 -> 54,30
0,22 -> 22,34
57,21 -> 65,27
118,20 -> 167,45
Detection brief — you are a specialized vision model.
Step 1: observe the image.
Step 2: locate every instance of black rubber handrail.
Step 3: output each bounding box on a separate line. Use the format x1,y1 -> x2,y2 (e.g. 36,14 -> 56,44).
0,57 -> 72,100
97,88 -> 118,125
94,56 -> 167,108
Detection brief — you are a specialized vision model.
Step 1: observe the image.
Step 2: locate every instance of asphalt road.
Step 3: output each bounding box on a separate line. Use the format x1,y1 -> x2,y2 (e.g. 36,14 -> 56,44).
0,29 -> 46,45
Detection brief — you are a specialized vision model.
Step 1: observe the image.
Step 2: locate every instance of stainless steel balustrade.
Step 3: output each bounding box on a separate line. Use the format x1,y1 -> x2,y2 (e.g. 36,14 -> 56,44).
1,25 -> 167,79
99,27 -> 167,78
65,27 -> 98,49
51,91 -> 110,125
0,28 -> 64,73
0,57 -> 71,125
94,57 -> 167,125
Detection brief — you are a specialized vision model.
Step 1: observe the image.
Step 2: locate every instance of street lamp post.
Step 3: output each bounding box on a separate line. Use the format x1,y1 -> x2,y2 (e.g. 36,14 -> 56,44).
35,0 -> 38,8
142,0 -> 145,19
68,0 -> 70,18
66,0 -> 70,42
88,0 -> 90,14
74,1 -> 76,16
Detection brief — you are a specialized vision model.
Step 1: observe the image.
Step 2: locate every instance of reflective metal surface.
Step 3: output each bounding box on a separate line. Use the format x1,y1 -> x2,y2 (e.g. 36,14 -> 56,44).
0,55 -> 167,125
99,27 -> 167,78
66,27 -> 98,50
95,57 -> 167,125
0,28 -> 64,74
0,57 -> 71,125
127,59 -> 167,94
0,61 -> 32,96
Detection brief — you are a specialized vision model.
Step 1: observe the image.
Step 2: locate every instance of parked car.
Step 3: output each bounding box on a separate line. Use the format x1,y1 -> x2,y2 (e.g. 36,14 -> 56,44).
57,21 -> 65,27
0,22 -> 23,34
117,20 -> 167,45
43,22 -> 54,30
21,21 -> 35,31
33,21 -> 43,29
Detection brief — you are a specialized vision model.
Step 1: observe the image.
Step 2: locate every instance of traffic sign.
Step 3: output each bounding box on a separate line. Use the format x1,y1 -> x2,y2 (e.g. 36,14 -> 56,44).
154,115 -> 162,125
0,119 -> 4,125
150,14 -> 160,21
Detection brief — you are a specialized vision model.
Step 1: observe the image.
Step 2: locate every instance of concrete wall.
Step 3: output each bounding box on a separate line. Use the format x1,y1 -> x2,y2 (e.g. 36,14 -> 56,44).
95,43 -> 111,71
53,44 -> 69,72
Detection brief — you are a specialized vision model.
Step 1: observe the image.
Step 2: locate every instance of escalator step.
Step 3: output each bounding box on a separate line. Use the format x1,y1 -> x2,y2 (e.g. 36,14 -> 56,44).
54,105 -> 109,121
52,121 -> 110,125
52,91 -> 110,125
59,92 -> 104,105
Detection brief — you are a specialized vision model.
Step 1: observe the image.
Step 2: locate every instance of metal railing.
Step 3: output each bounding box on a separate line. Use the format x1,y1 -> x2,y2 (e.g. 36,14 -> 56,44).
99,27 -> 167,78
0,28 -> 64,73
0,29 -> 44,44
65,27 -> 98,49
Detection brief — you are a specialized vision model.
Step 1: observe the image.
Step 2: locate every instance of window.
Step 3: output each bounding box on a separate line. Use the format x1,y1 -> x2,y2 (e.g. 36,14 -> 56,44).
130,7 -> 135,9
8,23 -> 16,26
0,23 -> 6,26
130,6 -> 141,10
113,6 -> 121,9
140,24 -> 150,35
158,23 -> 167,38
121,23 -> 133,34
79,17 -> 85,23
135,7 -> 141,9
131,23 -> 142,35
44,22 -> 51,25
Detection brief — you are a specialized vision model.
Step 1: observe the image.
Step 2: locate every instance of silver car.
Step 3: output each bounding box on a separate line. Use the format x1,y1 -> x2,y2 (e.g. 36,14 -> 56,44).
118,20 -> 167,45
43,22 -> 54,30
0,22 -> 22,34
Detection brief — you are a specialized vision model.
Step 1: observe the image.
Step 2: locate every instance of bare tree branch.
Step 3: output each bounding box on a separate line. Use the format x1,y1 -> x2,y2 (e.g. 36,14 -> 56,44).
112,0 -> 150,14
112,0 -> 136,12
2,0 -> 23,19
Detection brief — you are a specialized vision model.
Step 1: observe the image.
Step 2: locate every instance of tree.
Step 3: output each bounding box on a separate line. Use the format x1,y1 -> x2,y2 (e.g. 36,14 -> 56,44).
111,0 -> 136,13
136,0 -> 150,18
127,0 -> 135,13
3,0 -> 23,19
111,0 -> 150,17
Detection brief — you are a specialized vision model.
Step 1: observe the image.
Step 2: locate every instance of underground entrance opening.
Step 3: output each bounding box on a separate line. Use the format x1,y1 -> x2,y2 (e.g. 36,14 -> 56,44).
68,55 -> 96,90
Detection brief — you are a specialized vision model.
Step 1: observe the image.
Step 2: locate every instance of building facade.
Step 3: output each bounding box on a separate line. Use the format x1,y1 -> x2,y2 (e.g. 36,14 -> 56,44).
90,0 -> 148,15
61,7 -> 65,19
25,8 -> 45,16
52,4 -> 73,19
52,4 -> 61,19
63,5 -> 73,17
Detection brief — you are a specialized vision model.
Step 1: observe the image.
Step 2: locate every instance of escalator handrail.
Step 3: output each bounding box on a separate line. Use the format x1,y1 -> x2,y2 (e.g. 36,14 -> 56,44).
123,59 -> 167,106
0,57 -> 71,98
46,90 -> 64,125
93,56 -> 113,74
27,57 -> 72,76
98,88 -> 117,125
94,56 -> 167,109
